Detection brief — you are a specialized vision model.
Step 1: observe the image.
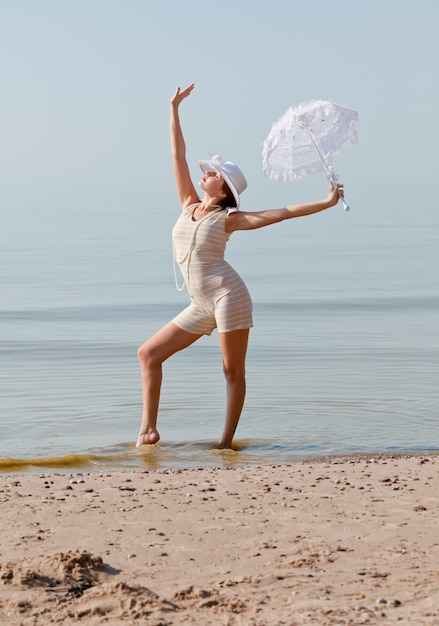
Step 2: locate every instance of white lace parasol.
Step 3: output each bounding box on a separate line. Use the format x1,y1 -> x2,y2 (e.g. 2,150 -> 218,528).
262,99 -> 358,210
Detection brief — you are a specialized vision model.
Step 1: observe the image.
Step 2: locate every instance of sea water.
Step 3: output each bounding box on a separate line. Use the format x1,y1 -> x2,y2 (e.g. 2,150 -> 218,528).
1,196 -> 438,473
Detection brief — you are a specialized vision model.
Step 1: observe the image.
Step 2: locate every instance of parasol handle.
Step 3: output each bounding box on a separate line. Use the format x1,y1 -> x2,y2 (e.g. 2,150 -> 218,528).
328,172 -> 350,211
301,125 -> 350,212
341,197 -> 350,212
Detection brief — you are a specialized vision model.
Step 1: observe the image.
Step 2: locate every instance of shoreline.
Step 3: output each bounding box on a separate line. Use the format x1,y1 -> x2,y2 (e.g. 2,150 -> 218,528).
1,454 -> 438,624
2,447 -> 438,477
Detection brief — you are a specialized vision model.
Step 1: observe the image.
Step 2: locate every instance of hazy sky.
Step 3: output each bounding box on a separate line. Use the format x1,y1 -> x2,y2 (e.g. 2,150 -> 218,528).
1,0 -> 438,216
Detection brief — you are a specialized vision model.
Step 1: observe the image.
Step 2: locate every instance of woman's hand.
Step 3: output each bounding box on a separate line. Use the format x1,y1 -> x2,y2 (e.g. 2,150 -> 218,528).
326,180 -> 344,208
171,83 -> 195,108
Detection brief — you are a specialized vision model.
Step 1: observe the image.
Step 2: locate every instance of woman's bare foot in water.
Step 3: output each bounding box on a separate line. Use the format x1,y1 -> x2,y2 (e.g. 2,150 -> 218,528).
136,428 -> 160,447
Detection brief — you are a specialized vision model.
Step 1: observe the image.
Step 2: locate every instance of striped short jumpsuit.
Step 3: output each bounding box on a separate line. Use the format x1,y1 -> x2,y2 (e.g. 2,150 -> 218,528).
172,204 -> 253,336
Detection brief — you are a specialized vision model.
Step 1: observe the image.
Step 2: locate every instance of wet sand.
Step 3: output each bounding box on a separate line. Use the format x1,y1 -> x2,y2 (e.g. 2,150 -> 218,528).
1,454 -> 438,625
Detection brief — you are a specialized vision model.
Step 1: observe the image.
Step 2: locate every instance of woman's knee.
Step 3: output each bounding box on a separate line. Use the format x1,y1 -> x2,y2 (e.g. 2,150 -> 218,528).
138,341 -> 158,367
223,362 -> 246,384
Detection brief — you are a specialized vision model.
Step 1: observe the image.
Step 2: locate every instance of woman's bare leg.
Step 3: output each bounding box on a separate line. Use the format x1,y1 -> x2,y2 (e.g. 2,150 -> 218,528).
136,322 -> 202,447
218,328 -> 250,449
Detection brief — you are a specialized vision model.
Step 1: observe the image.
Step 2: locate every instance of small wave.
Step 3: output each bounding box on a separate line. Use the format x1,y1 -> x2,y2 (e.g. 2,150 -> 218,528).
0,453 -> 109,472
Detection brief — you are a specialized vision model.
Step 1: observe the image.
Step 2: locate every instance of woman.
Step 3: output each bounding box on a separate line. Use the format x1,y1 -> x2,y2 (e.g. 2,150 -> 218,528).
136,83 -> 343,450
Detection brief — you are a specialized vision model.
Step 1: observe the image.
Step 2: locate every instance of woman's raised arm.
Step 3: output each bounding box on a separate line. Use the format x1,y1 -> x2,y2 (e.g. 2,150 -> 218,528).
170,83 -> 199,209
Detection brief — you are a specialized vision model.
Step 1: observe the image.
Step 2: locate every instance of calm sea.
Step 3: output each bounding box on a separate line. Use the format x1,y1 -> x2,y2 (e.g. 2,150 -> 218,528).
1,195 -> 438,474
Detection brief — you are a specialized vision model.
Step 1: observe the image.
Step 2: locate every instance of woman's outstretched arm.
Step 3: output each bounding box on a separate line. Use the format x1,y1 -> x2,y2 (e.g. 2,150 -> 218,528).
170,83 -> 199,209
226,181 -> 343,232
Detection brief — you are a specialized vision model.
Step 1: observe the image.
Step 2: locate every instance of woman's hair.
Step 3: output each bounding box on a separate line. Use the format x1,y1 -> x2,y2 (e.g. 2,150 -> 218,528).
219,180 -> 237,209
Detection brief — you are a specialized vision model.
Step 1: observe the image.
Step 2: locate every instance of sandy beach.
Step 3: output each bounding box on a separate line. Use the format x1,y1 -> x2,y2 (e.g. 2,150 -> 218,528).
1,454 -> 438,625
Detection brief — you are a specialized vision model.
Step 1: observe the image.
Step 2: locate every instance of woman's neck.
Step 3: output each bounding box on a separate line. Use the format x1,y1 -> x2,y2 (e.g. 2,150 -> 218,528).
198,199 -> 221,212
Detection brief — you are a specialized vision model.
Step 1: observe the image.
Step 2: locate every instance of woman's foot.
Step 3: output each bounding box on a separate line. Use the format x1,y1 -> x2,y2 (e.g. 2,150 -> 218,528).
136,428 -> 160,447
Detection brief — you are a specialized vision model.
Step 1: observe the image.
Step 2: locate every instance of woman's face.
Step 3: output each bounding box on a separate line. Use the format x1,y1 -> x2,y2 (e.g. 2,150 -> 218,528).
199,169 -> 227,200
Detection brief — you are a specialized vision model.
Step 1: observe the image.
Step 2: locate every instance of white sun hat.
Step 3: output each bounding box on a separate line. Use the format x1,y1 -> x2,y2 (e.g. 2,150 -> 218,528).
199,154 -> 247,209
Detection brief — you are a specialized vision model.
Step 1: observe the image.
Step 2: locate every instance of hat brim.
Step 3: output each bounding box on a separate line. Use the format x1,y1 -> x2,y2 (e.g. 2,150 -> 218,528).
199,159 -> 240,209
